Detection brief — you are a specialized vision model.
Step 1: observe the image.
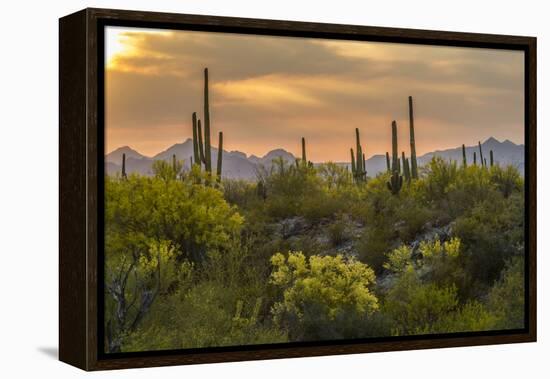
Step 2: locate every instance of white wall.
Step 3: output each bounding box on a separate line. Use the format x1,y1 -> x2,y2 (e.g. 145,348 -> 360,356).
0,0 -> 547,377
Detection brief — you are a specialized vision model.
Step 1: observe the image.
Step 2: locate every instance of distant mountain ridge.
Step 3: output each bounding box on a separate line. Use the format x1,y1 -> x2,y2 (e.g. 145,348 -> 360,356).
105,137 -> 524,179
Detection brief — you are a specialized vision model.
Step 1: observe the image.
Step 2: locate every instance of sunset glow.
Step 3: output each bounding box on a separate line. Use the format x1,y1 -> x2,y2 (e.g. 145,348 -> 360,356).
105,27 -> 524,161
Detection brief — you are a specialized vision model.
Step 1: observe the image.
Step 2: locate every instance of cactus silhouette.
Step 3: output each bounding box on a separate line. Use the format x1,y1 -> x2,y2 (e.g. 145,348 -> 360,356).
216,132 -> 223,181
197,119 -> 205,165
301,137 -> 307,166
402,151 -> 411,182
350,128 -> 367,182
204,68 -> 212,173
478,141 -> 484,168
350,148 -> 356,175
387,121 -> 403,195
386,152 -> 391,173
189,68 -> 223,180
490,150 -> 494,167
473,151 -> 477,165
121,153 -> 127,179
462,144 -> 467,167
192,112 -> 199,165
408,96 -> 418,179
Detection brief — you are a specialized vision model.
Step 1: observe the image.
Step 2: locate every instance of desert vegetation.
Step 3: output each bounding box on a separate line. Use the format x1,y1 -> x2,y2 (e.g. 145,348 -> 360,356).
104,68 -> 525,353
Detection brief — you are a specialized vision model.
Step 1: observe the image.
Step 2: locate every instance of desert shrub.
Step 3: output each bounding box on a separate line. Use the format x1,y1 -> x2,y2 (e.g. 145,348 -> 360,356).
105,174 -> 244,262
124,281 -> 287,351
383,266 -> 459,335
427,301 -> 498,333
222,179 -> 258,209
384,244 -> 414,274
489,165 -> 522,198
327,213 -> 353,247
270,252 -> 379,340
453,194 -> 524,291
487,257 -> 525,329
151,158 -> 184,181
424,157 -> 460,201
394,197 -> 433,242
317,162 -> 353,190
357,223 -> 395,273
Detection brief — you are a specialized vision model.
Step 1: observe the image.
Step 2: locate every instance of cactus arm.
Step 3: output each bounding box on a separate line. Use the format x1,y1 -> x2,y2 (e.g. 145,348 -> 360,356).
386,152 -> 391,173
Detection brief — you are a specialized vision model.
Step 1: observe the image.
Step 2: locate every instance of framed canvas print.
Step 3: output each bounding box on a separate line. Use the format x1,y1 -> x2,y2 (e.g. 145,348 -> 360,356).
59,8 -> 536,371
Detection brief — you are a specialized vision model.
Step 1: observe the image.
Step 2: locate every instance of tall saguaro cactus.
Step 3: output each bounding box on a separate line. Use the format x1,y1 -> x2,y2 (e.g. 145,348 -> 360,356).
462,144 -> 467,168
350,128 -> 367,183
387,121 -> 403,195
490,150 -> 494,167
408,96 -> 419,179
301,137 -> 307,165
189,68 -> 223,181
121,153 -> 127,178
473,151 -> 477,165
204,68 -> 212,173
216,132 -> 223,181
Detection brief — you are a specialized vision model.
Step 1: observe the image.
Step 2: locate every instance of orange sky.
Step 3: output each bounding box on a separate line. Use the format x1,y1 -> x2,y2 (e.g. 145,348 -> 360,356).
105,26 -> 524,162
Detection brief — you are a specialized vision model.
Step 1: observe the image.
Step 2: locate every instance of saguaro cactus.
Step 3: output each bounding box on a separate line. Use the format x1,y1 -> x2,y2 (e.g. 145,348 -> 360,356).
478,141 -> 484,168
386,152 -> 391,173
216,132 -> 223,181
197,119 -> 205,164
350,148 -> 356,174
192,112 -> 199,165
462,144 -> 467,168
121,153 -> 127,178
402,151 -> 411,182
490,150 -> 494,167
387,121 -> 403,195
408,96 -> 418,179
302,137 -> 307,165
172,154 -> 177,172
204,68 -> 212,173
473,152 -> 477,165
350,128 -> 367,183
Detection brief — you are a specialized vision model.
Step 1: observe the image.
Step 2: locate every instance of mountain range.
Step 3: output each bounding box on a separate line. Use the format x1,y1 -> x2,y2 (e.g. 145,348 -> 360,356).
105,137 -> 524,180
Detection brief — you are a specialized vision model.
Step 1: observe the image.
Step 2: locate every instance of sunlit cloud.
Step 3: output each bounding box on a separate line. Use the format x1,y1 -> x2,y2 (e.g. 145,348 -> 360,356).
104,26 -> 524,161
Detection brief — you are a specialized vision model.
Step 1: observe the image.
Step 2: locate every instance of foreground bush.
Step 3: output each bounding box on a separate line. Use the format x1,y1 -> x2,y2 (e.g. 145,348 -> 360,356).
270,252 -> 380,340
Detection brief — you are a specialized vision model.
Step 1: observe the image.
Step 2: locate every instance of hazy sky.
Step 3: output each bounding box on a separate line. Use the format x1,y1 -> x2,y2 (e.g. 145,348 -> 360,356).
105,26 -> 524,162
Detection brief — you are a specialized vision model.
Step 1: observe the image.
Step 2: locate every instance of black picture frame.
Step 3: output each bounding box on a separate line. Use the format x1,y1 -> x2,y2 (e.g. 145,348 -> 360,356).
59,7 -> 537,371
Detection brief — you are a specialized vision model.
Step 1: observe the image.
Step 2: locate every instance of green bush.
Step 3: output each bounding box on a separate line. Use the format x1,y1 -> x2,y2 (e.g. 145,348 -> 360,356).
270,251 -> 379,340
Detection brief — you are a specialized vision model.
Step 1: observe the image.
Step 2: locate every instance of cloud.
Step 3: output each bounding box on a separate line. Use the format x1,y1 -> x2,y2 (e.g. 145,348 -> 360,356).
105,26 -> 524,161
